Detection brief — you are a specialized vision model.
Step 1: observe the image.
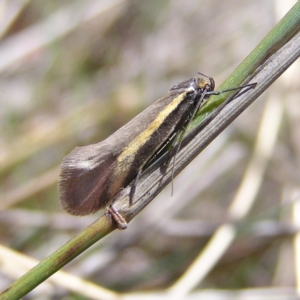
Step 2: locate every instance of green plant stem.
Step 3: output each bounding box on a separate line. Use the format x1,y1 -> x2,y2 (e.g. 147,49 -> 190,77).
1,216 -> 117,300
196,1 -> 300,121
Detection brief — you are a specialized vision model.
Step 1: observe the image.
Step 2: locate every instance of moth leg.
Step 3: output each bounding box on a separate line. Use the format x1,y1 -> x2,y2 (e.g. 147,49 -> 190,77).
145,131 -> 177,169
107,205 -> 128,230
129,168 -> 142,206
165,91 -> 207,171
163,129 -> 184,169
129,130 -> 184,206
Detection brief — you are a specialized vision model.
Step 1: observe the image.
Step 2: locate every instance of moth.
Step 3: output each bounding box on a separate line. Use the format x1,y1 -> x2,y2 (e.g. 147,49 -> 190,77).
59,73 -> 256,228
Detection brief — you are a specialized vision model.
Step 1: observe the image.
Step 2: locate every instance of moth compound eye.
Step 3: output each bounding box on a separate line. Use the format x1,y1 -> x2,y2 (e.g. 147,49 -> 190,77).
209,77 -> 215,91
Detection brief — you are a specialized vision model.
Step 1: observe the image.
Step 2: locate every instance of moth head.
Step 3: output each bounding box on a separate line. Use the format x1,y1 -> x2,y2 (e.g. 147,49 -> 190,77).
195,73 -> 215,92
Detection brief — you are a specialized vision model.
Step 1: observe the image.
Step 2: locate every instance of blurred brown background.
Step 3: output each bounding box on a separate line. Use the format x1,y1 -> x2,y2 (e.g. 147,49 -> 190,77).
0,0 -> 299,299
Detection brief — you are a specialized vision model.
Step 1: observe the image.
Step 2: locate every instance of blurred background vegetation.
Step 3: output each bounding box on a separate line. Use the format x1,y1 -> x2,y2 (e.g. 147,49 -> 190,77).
0,0 -> 299,299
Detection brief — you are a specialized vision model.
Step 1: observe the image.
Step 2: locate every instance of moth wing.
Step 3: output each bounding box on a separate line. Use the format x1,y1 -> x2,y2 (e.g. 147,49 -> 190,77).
59,141 -> 116,215
59,89 -> 181,216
